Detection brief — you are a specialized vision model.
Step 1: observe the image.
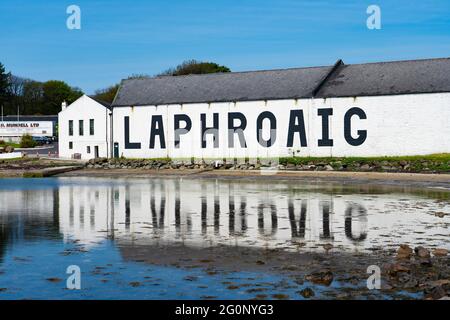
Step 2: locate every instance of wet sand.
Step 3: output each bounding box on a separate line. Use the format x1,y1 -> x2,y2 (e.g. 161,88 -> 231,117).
59,168 -> 450,190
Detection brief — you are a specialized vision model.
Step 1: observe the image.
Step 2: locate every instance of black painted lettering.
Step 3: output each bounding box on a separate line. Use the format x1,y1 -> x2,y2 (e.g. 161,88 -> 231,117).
124,116 -> 141,149
344,107 -> 367,146
201,113 -> 219,148
256,111 -> 277,147
318,108 -> 333,147
228,112 -> 247,148
287,109 -> 307,147
149,115 -> 166,149
174,114 -> 192,148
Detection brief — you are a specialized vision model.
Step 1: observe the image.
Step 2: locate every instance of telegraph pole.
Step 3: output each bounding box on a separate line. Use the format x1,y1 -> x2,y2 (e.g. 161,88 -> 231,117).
17,105 -> 19,121
1,105 -> 3,122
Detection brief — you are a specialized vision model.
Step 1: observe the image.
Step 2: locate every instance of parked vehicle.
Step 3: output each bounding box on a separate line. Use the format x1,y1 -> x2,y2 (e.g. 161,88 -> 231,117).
32,136 -> 52,145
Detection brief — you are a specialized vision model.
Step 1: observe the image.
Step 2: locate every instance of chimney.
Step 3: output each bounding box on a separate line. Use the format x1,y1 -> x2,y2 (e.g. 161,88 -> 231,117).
61,101 -> 67,111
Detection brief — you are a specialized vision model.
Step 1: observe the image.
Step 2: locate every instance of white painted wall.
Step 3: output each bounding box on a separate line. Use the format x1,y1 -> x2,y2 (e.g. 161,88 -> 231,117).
58,95 -> 111,160
112,92 -> 450,159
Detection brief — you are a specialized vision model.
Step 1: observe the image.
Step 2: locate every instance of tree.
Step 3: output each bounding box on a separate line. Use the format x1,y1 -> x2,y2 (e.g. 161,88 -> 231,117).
22,80 -> 44,114
158,60 -> 231,76
0,62 -> 11,108
42,80 -> 83,114
93,84 -> 120,103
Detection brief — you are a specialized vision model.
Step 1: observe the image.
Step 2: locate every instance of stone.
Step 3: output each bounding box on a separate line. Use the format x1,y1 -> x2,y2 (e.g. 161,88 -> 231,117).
414,246 -> 430,259
324,165 -> 334,171
432,248 -> 448,257
298,288 -> 315,299
386,263 -> 410,276
305,270 -> 333,286
396,244 -> 413,260
426,286 -> 447,300
4,145 -> 14,153
360,164 -> 370,170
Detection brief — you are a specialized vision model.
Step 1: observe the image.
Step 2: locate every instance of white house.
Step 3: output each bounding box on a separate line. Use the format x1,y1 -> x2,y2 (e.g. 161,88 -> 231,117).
58,95 -> 112,159
58,57 -> 450,160
110,58 -> 450,159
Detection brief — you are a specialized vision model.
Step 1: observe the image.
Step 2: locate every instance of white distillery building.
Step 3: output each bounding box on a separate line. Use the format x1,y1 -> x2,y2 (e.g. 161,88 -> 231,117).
59,58 -> 450,160
58,95 -> 112,159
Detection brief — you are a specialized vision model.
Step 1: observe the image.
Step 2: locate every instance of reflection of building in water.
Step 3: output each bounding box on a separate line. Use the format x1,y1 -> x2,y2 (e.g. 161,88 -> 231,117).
56,178 -> 370,250
1,178 -> 449,254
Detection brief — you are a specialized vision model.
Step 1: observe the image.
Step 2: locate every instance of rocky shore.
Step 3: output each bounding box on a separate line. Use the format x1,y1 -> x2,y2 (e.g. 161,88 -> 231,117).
85,156 -> 450,174
118,240 -> 450,300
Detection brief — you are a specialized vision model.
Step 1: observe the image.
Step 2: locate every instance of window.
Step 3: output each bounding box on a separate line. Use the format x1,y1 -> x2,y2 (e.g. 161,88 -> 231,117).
69,142 -> 73,149
79,120 -> 84,136
69,120 -> 73,136
87,146 -> 91,154
89,119 -> 94,135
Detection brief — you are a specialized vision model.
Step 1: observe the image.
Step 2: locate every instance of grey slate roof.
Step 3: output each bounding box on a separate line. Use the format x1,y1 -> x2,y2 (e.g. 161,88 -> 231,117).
112,65 -> 335,106
316,58 -> 450,98
112,57 -> 450,107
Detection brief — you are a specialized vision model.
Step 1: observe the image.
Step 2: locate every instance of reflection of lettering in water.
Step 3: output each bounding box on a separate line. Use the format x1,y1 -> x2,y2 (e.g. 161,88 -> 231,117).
55,178 -> 371,250
1,179 -> 448,254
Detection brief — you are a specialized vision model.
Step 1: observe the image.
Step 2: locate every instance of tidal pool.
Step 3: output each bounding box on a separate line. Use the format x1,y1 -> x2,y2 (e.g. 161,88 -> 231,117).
0,177 -> 448,299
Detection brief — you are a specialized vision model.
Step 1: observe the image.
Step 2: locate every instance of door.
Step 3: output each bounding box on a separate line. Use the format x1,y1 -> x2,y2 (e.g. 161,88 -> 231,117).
94,146 -> 99,158
113,142 -> 119,158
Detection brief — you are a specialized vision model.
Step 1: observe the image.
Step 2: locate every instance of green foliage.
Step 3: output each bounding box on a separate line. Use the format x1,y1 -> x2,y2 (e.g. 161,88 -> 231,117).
23,171 -> 44,178
19,134 -> 37,148
93,84 -> 120,103
279,154 -> 450,173
159,60 -> 231,76
43,80 -> 83,114
0,140 -> 20,148
0,61 -> 84,115
0,62 -> 11,105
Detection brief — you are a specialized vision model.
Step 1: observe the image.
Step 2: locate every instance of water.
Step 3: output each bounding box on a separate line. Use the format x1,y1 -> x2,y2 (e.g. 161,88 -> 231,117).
0,177 -> 448,299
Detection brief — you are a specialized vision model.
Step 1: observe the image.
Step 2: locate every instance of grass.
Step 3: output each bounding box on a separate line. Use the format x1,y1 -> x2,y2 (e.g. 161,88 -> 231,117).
22,171 -> 44,178
279,153 -> 450,172
0,141 -> 21,148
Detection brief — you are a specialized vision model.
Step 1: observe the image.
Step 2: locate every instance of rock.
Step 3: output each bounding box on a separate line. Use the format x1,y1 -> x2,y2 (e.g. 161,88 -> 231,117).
386,263 -> 410,276
129,281 -> 141,287
4,145 -> 14,153
305,270 -> 333,286
432,248 -> 448,257
415,246 -> 430,259
396,244 -> 413,260
298,288 -> 315,299
360,164 -> 370,170
425,286 -> 447,300
324,165 -> 334,171
322,243 -> 333,253
439,296 -> 450,300
434,212 -> 446,218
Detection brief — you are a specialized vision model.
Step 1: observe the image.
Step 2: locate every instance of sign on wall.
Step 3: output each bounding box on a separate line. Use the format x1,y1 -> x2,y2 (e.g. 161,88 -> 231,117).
0,121 -> 54,137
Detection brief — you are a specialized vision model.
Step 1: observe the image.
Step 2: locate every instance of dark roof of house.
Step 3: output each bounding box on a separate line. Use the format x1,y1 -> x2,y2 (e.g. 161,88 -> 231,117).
88,96 -> 112,109
1,115 -> 58,122
112,64 -> 337,106
111,57 -> 450,106
315,57 -> 450,98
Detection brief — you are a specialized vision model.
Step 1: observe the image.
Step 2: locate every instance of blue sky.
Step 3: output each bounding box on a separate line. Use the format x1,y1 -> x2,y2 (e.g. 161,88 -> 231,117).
1,0 -> 449,94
